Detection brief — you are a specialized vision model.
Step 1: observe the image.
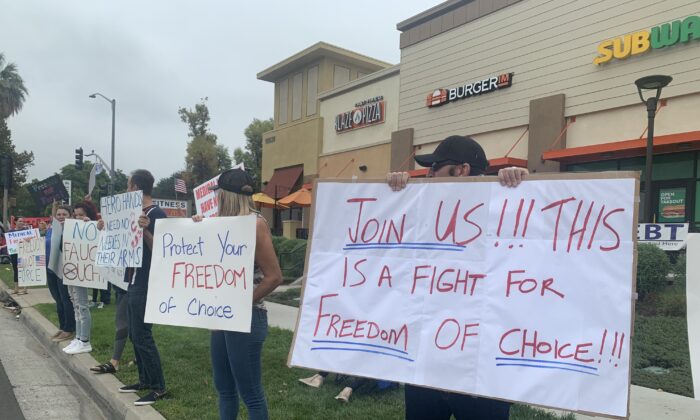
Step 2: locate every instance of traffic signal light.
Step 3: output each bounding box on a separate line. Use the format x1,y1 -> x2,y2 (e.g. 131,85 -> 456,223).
0,155 -> 12,189
75,147 -> 84,170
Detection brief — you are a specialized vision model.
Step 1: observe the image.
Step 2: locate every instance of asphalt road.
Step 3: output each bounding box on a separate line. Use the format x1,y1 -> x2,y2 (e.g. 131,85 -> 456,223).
0,353 -> 25,420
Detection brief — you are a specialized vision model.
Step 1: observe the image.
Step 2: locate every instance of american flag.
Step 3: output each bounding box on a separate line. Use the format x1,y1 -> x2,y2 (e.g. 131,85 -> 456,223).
35,255 -> 46,267
174,178 -> 187,194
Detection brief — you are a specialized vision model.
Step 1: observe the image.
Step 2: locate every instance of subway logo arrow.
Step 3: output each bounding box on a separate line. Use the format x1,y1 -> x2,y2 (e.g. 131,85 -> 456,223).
594,15 -> 700,65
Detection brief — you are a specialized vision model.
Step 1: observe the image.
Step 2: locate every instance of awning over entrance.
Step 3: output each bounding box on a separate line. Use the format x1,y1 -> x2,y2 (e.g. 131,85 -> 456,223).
542,130 -> 700,164
263,166 -> 303,199
407,157 -> 528,177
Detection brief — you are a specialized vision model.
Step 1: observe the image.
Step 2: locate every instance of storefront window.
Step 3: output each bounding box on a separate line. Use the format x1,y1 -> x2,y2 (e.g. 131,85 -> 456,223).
566,161 -> 617,172
652,153 -> 694,181
619,157 -> 645,179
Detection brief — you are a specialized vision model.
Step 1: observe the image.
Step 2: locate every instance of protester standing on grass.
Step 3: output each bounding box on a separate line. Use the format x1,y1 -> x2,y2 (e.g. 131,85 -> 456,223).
9,216 -> 29,295
46,203 -> 76,343
192,168 -> 283,420
387,135 -> 527,420
62,200 -> 99,355
117,169 -> 168,406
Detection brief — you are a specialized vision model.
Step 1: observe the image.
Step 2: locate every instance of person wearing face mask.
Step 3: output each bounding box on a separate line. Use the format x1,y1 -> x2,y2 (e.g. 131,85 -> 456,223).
47,202 -> 77,343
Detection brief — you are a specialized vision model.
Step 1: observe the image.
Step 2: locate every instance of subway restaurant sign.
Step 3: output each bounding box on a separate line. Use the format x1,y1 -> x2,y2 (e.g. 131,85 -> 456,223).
594,15 -> 700,65
426,72 -> 513,108
335,96 -> 385,134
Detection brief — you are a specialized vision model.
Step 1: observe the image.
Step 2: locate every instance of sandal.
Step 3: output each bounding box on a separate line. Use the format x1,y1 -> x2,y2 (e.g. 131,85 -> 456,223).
90,362 -> 117,374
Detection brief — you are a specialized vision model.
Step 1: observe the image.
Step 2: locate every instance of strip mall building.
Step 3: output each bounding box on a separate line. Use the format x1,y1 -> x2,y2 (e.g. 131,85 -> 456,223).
258,0 -> 700,238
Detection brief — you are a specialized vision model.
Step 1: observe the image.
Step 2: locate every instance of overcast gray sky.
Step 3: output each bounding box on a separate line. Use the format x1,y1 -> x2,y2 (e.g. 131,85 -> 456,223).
1,0 -> 440,183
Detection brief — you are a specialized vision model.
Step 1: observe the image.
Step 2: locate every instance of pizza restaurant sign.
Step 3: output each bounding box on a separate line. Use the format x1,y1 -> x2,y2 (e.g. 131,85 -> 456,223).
335,96 -> 385,134
594,15 -> 700,65
426,72 -> 514,108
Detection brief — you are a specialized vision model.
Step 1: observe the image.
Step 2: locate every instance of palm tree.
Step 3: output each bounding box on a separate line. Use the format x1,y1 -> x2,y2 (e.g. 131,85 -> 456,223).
0,53 -> 28,118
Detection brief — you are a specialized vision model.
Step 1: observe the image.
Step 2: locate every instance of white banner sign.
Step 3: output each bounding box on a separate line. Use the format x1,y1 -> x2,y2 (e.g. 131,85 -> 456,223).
290,175 -> 637,418
18,236 -> 47,286
637,223 -> 688,251
63,220 -> 108,290
6,229 -> 40,255
96,191 -> 144,267
153,199 -> 189,218
144,215 -> 256,331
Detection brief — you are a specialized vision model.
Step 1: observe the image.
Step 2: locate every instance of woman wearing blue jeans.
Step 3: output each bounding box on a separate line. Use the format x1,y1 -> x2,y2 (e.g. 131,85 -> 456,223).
193,168 -> 283,420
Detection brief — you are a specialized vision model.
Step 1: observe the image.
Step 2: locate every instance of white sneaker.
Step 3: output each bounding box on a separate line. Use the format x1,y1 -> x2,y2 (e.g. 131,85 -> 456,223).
65,341 -> 92,355
62,339 -> 80,353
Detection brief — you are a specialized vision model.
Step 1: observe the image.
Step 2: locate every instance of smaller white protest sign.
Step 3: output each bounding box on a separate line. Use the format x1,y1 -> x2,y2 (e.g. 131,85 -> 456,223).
98,266 -> 127,291
17,236 -> 47,286
637,223 -> 688,251
193,175 -> 220,217
193,163 -> 244,217
153,199 -> 189,218
6,229 -> 40,255
687,234 -> 700,400
144,215 -> 256,332
62,220 -> 108,290
96,191 -> 144,267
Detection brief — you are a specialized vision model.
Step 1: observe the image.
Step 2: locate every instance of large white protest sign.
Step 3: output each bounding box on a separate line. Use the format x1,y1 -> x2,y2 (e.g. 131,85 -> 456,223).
63,220 -> 108,290
6,229 -> 39,255
687,234 -> 700,400
290,173 -> 638,418
193,163 -> 244,217
18,236 -> 47,286
96,191 -> 144,267
144,215 -> 256,331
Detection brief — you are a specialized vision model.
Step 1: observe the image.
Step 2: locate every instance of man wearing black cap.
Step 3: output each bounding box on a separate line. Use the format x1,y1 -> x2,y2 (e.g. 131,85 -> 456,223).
387,135 -> 527,420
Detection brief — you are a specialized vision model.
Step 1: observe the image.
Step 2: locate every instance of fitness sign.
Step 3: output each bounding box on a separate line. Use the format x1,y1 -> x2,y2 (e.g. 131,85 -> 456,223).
426,72 -> 514,108
334,96 -> 385,134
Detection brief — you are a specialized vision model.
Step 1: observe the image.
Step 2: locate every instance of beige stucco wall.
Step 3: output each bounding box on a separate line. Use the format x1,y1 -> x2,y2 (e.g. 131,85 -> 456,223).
567,93 -> 700,148
320,74 -> 399,155
318,143 -> 391,179
261,118 -> 323,183
399,0 -> 700,146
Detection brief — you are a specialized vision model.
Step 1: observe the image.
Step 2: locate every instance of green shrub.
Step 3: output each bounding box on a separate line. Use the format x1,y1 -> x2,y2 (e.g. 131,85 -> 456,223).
657,292 -> 687,317
637,244 -> 671,299
672,251 -> 686,288
271,236 -> 307,279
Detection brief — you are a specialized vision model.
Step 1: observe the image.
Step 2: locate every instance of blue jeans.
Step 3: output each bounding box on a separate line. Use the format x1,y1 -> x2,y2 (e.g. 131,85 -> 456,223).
46,270 -> 75,333
127,289 -> 165,390
68,286 -> 91,341
211,308 -> 269,420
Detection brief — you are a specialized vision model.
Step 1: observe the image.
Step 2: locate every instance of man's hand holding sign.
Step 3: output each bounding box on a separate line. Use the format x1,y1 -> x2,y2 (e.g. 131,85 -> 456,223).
290,136 -> 637,419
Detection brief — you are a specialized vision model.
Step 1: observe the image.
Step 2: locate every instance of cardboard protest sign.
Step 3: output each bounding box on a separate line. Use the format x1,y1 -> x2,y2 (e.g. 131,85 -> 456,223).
17,236 -> 47,286
95,191 -> 144,267
6,229 -> 40,255
62,219 -> 108,290
144,215 -> 256,331
193,175 -> 220,217
153,199 -> 189,218
98,266 -> 127,290
289,173 -> 638,418
27,175 -> 69,208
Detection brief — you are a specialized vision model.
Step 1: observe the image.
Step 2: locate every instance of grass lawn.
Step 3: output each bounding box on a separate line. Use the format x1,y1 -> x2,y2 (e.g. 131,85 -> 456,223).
33,300 -> 574,419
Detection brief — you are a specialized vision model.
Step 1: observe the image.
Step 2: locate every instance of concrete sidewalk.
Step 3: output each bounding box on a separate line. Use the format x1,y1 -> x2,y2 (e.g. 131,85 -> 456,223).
6,285 -> 700,419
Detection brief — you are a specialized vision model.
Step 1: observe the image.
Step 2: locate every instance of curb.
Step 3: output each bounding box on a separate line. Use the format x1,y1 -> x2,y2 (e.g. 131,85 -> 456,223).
0,283 -> 165,420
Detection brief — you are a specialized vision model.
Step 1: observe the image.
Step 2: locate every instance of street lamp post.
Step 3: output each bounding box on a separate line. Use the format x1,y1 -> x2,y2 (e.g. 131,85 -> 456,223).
89,93 -> 116,193
634,75 -> 672,222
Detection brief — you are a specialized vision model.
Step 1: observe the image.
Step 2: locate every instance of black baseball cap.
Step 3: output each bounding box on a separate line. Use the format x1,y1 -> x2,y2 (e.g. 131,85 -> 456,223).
209,169 -> 255,196
414,135 -> 488,173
